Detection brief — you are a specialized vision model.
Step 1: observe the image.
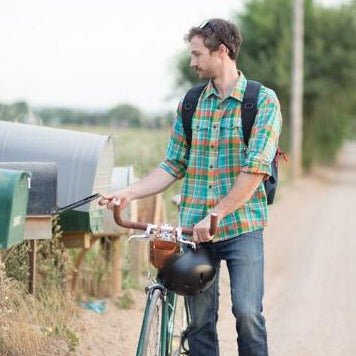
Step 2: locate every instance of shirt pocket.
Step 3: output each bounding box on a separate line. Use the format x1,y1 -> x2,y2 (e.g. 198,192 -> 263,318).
220,117 -> 244,142
192,119 -> 211,135
191,119 -> 211,155
219,116 -> 246,156
220,116 -> 242,135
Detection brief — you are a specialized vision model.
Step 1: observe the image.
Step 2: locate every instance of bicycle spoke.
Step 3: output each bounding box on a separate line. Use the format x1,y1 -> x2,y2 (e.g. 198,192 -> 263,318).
147,301 -> 162,355
170,295 -> 189,355
137,289 -> 163,356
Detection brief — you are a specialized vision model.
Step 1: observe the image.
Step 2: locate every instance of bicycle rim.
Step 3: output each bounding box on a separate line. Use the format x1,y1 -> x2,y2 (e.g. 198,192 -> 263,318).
170,295 -> 189,356
138,289 -> 163,356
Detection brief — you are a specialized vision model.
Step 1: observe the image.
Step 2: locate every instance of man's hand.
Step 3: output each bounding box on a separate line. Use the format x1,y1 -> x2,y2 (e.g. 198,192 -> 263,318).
98,190 -> 135,210
99,167 -> 177,210
193,214 -> 220,243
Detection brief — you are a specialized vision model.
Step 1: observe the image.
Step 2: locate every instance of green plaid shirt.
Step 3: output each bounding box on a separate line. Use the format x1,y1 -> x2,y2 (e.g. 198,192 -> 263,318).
159,72 -> 282,241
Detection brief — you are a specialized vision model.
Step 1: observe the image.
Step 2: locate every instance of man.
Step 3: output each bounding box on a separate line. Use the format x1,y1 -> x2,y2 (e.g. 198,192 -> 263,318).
101,18 -> 281,356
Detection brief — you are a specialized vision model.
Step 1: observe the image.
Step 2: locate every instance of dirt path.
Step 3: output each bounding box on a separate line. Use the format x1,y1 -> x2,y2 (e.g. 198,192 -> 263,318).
76,142 -> 356,356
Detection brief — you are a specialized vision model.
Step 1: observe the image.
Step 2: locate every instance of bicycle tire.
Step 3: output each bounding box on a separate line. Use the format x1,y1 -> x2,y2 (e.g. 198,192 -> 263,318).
137,288 -> 164,356
170,295 -> 190,356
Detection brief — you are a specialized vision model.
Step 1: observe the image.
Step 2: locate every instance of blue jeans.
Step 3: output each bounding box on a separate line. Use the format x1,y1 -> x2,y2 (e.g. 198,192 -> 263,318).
186,229 -> 268,356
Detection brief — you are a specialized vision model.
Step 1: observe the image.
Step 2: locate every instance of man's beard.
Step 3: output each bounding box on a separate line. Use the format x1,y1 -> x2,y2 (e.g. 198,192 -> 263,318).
195,68 -> 213,80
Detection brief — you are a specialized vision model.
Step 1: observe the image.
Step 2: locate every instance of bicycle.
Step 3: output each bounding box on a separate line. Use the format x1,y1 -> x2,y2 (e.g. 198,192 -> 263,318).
113,205 -> 218,356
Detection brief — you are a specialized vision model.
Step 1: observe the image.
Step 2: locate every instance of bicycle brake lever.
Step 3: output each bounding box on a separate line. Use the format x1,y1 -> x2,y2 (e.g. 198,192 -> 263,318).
128,234 -> 150,242
127,224 -> 156,243
176,227 -> 196,249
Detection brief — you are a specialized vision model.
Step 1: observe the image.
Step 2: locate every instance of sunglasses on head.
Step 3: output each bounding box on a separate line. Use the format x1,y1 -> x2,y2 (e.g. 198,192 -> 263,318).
199,20 -> 232,54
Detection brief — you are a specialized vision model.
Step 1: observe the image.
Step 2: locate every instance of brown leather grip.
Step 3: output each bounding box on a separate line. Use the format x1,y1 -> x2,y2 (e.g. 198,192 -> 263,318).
180,213 -> 218,236
209,213 -> 218,236
113,205 -> 147,230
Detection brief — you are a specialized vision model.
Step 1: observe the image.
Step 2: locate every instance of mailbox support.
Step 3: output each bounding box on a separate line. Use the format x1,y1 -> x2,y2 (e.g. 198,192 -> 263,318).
28,240 -> 37,295
110,236 -> 122,298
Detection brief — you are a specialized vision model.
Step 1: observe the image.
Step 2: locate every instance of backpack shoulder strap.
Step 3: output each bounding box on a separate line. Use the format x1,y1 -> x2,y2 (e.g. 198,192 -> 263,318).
241,80 -> 262,146
181,83 -> 207,147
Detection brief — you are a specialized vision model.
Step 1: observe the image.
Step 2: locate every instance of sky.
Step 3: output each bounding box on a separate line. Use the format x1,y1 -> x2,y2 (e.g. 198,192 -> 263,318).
0,0 -> 343,114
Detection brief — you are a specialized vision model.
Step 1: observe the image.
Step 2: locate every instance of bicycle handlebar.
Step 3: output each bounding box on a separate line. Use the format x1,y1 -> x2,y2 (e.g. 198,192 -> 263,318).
113,204 -> 218,236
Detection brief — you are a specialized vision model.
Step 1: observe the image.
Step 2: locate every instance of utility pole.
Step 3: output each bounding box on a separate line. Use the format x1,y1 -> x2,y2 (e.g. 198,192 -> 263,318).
290,0 -> 304,179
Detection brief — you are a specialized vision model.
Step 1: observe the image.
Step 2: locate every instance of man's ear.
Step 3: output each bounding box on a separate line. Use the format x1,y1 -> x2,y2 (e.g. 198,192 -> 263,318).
218,43 -> 229,57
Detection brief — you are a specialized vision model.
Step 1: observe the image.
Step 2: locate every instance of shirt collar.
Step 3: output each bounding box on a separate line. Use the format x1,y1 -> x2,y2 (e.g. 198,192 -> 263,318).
203,70 -> 247,102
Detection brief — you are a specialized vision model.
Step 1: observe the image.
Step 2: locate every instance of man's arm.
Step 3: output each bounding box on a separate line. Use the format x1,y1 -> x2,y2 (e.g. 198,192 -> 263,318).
100,167 -> 177,209
212,172 -> 264,218
193,172 -> 264,242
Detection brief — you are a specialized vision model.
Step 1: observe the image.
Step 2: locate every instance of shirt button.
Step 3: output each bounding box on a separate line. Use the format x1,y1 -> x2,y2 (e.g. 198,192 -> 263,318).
210,144 -> 214,148
209,185 -> 212,189
213,125 -> 217,129
210,164 -> 213,169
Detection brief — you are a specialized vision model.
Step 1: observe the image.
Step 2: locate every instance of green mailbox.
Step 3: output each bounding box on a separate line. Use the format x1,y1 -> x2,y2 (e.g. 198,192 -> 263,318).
0,168 -> 30,249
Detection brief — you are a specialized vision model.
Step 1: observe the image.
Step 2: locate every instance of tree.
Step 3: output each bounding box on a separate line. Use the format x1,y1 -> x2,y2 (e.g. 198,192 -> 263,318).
0,101 -> 29,122
107,103 -> 144,127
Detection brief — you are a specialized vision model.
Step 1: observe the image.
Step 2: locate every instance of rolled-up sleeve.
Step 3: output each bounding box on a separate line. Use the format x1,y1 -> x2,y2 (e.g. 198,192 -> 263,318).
159,101 -> 189,179
242,88 -> 282,177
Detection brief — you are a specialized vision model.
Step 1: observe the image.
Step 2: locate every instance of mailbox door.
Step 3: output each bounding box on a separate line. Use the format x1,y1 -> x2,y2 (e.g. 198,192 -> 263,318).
59,209 -> 103,234
0,169 -> 29,249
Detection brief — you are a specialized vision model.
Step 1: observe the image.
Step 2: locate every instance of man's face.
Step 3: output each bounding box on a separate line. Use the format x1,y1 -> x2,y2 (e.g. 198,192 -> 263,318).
189,36 -> 221,80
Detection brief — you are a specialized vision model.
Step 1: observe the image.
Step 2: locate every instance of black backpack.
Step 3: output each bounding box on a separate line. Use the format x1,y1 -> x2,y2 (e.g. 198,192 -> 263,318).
181,80 -> 279,205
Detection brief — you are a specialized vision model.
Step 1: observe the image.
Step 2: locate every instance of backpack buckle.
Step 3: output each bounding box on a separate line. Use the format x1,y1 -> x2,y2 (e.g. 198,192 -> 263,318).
243,102 -> 254,110
183,102 -> 192,111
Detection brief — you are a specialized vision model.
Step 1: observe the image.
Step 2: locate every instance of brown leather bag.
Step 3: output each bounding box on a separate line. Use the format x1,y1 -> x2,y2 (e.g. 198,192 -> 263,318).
149,240 -> 180,270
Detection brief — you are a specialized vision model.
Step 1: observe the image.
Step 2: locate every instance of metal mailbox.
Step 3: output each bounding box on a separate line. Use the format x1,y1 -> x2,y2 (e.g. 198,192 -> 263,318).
0,120 -> 114,234
0,162 -> 58,240
0,168 -> 30,249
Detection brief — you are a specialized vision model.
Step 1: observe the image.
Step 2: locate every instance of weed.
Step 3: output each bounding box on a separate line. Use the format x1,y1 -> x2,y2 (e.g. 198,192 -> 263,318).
115,290 -> 135,309
65,327 -> 80,352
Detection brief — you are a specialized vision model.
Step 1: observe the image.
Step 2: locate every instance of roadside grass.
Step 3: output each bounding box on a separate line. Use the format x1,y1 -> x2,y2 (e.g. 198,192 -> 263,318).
0,258 -> 79,355
0,267 -> 45,355
0,216 -> 79,355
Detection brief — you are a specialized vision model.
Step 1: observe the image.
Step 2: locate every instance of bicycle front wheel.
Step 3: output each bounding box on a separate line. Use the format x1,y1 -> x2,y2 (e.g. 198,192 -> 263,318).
170,295 -> 190,356
137,288 -> 164,356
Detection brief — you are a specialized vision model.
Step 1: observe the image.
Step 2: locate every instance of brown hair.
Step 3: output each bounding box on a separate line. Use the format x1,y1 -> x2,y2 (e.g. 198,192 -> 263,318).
185,18 -> 242,60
